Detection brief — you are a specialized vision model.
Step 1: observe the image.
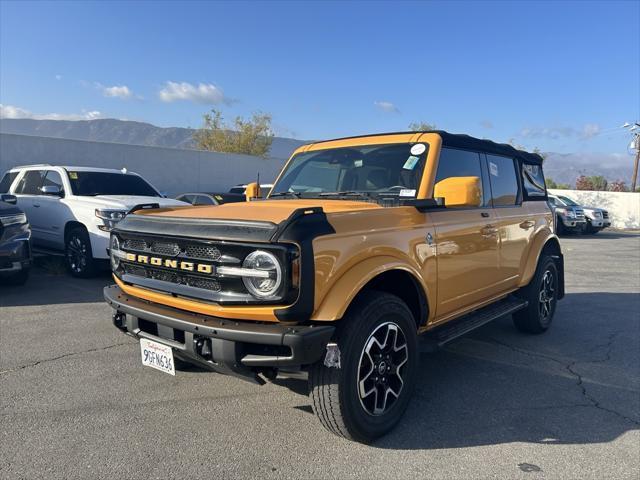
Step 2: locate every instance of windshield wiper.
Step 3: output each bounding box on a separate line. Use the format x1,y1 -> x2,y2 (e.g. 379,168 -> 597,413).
318,191 -> 375,198
269,191 -> 301,199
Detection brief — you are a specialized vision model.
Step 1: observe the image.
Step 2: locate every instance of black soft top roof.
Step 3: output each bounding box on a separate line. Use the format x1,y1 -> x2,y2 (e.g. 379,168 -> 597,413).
311,130 -> 544,166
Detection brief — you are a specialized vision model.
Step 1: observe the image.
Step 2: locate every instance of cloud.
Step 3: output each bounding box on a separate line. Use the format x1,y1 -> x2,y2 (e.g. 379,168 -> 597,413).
480,120 -> 493,129
100,84 -> 133,99
55,74 -> 62,81
374,101 -> 400,113
0,104 -> 103,121
519,123 -> 602,141
158,81 -> 233,105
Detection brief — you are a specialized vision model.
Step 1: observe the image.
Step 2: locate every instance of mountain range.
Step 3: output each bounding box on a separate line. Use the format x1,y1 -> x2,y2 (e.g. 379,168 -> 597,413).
0,118 -> 633,186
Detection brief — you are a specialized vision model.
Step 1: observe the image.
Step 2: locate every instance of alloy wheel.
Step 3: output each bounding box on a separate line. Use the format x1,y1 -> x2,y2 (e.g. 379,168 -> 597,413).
357,322 -> 409,416
538,270 -> 555,321
67,235 -> 88,274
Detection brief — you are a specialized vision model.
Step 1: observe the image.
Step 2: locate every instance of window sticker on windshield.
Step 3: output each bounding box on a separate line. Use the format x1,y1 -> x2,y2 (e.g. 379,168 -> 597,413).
489,162 -> 498,176
399,189 -> 416,197
403,156 -> 419,170
215,195 -> 223,201
354,159 -> 363,168
69,172 -> 78,179
410,143 -> 426,156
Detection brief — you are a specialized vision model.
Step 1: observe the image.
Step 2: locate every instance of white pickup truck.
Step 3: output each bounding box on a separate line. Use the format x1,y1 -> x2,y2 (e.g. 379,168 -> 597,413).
0,165 -> 187,277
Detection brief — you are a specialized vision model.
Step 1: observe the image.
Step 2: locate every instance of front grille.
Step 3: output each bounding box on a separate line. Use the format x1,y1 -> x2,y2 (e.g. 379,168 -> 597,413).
603,211 -> 609,219
150,241 -> 181,256
123,238 -> 147,251
574,209 -> 585,220
123,263 -> 221,292
185,244 -> 221,261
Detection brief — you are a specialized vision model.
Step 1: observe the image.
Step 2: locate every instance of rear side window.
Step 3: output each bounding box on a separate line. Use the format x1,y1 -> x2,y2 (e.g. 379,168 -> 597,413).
435,148 -> 489,206
522,163 -> 546,198
194,195 -> 215,205
15,170 -> 45,194
486,155 -> 519,206
0,171 -> 18,193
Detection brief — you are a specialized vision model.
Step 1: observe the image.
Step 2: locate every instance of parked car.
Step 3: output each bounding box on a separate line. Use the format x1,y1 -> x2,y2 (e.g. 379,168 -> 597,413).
175,192 -> 245,206
228,183 -> 273,198
0,165 -> 187,277
547,194 -> 586,235
0,194 -> 31,285
554,194 -> 611,234
105,130 -> 563,442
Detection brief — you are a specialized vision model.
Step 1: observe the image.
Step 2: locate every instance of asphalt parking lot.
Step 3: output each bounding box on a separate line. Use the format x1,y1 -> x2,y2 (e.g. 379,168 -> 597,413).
1,232 -> 639,479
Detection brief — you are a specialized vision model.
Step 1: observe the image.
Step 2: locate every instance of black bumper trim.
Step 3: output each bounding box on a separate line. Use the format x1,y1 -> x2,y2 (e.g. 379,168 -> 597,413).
104,285 -> 335,380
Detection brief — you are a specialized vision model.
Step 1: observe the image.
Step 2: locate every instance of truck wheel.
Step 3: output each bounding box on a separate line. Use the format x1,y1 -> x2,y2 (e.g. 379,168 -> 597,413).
513,255 -> 558,334
308,291 -> 418,443
65,226 -> 96,278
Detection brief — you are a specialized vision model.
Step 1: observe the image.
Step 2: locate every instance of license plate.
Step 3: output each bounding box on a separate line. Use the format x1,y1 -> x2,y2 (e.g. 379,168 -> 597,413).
140,338 -> 175,376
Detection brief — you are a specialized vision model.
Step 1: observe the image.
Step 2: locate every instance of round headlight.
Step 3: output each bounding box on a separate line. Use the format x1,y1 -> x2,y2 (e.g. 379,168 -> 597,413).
110,235 -> 121,271
242,250 -> 282,298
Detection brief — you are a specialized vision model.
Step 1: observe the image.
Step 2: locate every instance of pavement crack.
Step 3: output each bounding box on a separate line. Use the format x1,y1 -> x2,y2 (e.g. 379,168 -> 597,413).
0,342 -> 131,375
488,336 -> 640,426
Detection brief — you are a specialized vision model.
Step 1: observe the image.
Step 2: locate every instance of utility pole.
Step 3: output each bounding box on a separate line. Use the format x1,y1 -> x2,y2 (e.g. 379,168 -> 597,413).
622,122 -> 640,192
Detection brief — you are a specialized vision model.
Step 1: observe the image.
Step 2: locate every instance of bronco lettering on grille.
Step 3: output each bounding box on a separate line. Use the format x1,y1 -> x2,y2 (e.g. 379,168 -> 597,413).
125,253 -> 214,274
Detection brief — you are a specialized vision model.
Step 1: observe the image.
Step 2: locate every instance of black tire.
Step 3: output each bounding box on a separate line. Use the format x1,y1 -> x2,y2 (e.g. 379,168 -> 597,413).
65,226 -> 97,278
308,291 -> 418,443
513,255 -> 558,334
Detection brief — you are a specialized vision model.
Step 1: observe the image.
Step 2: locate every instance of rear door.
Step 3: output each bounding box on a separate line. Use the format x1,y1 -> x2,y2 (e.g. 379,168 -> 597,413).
486,154 -> 533,289
429,148 -> 502,322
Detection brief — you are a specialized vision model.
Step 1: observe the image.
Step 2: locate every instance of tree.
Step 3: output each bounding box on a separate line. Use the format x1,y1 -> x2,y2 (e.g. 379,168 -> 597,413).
575,175 -> 594,190
545,178 -> 558,189
408,121 -> 437,131
588,175 -> 608,191
532,147 -> 548,161
193,109 -> 274,158
608,180 -> 628,192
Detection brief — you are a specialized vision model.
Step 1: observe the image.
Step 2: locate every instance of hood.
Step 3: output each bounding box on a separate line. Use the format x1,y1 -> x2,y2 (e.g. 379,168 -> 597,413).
0,201 -> 23,216
582,206 -> 605,213
134,198 -> 381,224
74,195 -> 188,210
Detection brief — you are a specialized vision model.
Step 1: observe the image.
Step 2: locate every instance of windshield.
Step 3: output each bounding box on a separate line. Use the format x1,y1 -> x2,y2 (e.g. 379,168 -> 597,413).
558,195 -> 579,206
270,143 -> 428,199
66,171 -> 160,197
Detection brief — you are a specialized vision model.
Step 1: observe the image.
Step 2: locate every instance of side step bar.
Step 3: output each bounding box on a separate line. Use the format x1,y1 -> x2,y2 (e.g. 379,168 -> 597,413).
425,297 -> 528,348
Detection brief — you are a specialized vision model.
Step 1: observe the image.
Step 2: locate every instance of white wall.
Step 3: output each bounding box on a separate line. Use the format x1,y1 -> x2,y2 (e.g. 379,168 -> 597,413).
0,133 -> 286,196
549,189 -> 640,229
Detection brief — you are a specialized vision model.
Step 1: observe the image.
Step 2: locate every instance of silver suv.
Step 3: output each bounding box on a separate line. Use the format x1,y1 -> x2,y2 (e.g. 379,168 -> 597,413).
548,194 -> 586,235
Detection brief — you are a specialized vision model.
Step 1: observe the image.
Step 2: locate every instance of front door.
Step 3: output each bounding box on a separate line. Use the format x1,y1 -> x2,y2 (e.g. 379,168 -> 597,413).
429,148 -> 502,322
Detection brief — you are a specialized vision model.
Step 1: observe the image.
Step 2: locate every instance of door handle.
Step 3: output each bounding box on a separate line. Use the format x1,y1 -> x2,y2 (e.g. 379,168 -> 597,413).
481,212 -> 490,218
519,220 -> 535,229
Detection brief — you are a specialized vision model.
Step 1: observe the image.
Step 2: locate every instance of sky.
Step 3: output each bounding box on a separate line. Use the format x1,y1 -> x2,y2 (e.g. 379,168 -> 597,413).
0,0 -> 638,155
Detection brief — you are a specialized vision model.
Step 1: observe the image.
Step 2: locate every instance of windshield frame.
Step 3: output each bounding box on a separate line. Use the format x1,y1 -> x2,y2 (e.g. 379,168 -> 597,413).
269,142 -> 429,201
65,170 -> 161,197
557,195 -> 579,206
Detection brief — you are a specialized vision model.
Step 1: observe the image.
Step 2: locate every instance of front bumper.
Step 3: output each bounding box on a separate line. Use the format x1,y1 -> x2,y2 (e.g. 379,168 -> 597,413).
104,285 -> 335,383
560,217 -> 586,228
0,231 -> 31,276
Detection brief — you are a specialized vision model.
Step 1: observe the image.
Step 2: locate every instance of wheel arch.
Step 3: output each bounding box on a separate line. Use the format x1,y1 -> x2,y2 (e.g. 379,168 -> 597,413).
520,233 -> 565,299
311,257 -> 430,330
64,220 -> 87,240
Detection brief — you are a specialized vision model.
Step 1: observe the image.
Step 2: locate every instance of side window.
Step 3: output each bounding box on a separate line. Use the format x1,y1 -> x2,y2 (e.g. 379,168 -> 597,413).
178,194 -> 195,204
522,163 -> 546,198
15,170 -> 45,195
486,155 -> 519,206
194,195 -> 215,205
435,148 -> 488,206
0,171 -> 18,193
42,170 -> 65,194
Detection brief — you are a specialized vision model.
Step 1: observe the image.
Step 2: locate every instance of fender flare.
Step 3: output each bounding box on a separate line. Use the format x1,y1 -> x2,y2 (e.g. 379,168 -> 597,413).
311,255 -> 431,322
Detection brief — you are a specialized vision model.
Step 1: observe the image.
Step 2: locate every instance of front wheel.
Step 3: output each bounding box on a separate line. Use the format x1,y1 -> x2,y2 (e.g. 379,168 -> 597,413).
513,255 -> 558,334
308,291 -> 418,443
65,226 -> 97,278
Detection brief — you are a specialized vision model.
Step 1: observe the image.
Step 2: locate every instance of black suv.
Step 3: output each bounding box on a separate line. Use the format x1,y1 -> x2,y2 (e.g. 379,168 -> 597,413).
0,194 -> 32,285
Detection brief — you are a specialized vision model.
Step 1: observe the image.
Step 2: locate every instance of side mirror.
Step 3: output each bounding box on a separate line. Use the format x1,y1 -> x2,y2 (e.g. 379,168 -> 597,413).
245,182 -> 261,201
40,185 -> 63,197
0,194 -> 17,205
434,176 -> 482,208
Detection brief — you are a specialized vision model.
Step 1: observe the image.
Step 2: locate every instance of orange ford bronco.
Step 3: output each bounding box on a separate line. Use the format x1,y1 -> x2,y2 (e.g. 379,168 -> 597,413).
105,131 -> 564,442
